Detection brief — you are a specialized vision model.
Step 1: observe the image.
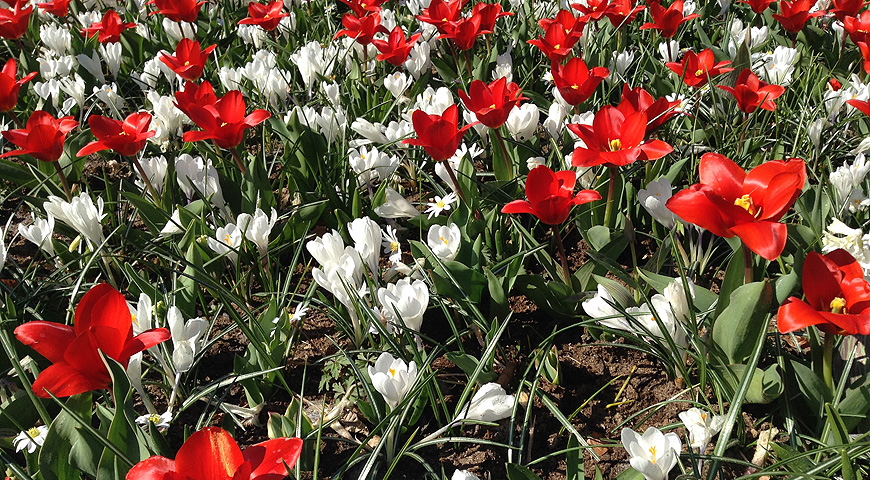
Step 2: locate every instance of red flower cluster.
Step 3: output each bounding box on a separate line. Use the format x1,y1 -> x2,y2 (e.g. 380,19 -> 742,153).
373,26 -> 422,66
15,284 -> 171,398
334,11 -> 388,46
666,153 -> 806,261
572,0 -> 644,26
127,427 -> 303,480
502,165 -> 602,225
0,2 -> 31,40
0,111 -> 78,163
778,249 -> 870,336
418,0 -> 512,51
772,0 -> 824,34
551,57 -> 609,106
528,9 -> 586,62
37,0 -> 70,17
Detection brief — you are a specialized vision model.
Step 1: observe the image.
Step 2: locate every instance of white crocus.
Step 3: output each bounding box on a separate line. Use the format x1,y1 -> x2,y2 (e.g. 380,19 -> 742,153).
457,383 -> 515,422
830,154 -> 870,207
349,217 -> 382,275
175,154 -> 225,208
427,223 -> 461,261
13,426 -> 48,454
135,411 -> 172,429
208,223 -> 243,265
663,277 -> 696,323
375,188 -> 420,218
94,83 -> 125,112
384,120 -> 413,144
167,306 -> 208,374
130,293 -> 154,336
626,295 -> 688,349
384,71 -> 410,98
306,229 -> 347,270
638,178 -> 677,229
43,193 -> 106,249
40,24 -> 72,55
100,42 -> 122,78
368,352 -> 418,411
821,219 -> 870,275
136,155 -> 168,196
583,285 -> 631,330
658,40 -> 680,62
414,86 -> 454,115
621,427 -> 682,480
506,103 -> 540,141
77,50 -> 106,84
349,145 -> 398,186
544,102 -> 567,139
19,214 -> 55,257
160,209 -> 184,237
678,407 -> 725,452
126,352 -> 157,414
163,18 -> 196,43
404,41 -> 431,79
237,208 -> 278,257
452,470 -> 481,480
350,118 -> 389,145
377,278 -> 429,332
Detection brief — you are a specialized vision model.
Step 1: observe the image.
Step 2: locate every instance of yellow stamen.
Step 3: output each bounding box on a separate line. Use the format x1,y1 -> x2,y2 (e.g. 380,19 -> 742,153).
390,241 -> 399,252
570,84 -> 579,89
184,61 -> 190,66
389,368 -> 396,377
649,446 -> 657,465
27,427 -> 41,439
489,103 -> 496,109
554,44 -> 561,50
225,234 -> 231,244
609,138 -> 622,151
148,414 -> 161,423
440,236 -> 448,245
831,297 -> 847,314
695,68 -> 704,76
734,194 -> 760,217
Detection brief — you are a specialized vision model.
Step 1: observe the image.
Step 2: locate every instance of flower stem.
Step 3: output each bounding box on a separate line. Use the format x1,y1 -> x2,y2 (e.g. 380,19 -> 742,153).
230,148 -> 248,176
444,160 -> 467,204
603,166 -> 617,228
494,128 -> 512,178
823,332 -> 835,393
742,242 -> 753,284
52,161 -> 72,201
554,227 -> 571,287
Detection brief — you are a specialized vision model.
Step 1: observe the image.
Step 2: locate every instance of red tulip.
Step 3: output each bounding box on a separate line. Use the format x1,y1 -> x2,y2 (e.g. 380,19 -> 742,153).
739,0 -> 776,13
617,85 -> 680,134
538,9 -> 586,38
717,69 -> 785,114
416,0 -> 465,33
174,80 -> 218,118
568,105 -> 672,168
604,0 -> 645,27
82,10 -> 136,43
0,58 -> 37,112
772,0 -> 824,33
127,427 -> 302,480
844,11 -> 870,45
334,12 -> 388,46
439,15 -> 484,50
859,41 -> 870,75
666,153 -> 806,261
403,104 -> 475,162
147,0 -> 205,23
14,284 -> 170,398
830,0 -> 864,22
665,49 -> 733,88
0,3 -> 31,40
527,19 -> 581,62
160,38 -> 216,82
0,110 -> 77,163
37,0 -> 70,17
572,0 -> 611,23
238,1 -> 289,31
77,112 -> 156,158
372,26 -> 421,66
778,249 -> 870,335
502,165 -> 602,225
639,0 -> 699,38
457,77 -> 526,129
550,57 -> 609,106
472,2 -> 513,32
339,0 -> 387,17
183,90 -> 271,149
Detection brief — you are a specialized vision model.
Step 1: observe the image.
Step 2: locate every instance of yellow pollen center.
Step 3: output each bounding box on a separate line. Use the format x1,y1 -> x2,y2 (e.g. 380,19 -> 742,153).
442,17 -> 447,21
27,427 -> 40,438
390,241 -> 399,251
225,234 -> 231,244
389,368 -> 396,377
571,84 -> 579,89
440,236 -> 448,245
695,68 -> 704,76
436,200 -> 446,208
119,131 -> 127,136
148,414 -> 161,423
831,296 -> 847,314
734,194 -> 760,217
184,61 -> 190,66
609,138 -> 622,151
489,103 -> 496,109
220,122 -> 227,127
362,2 -> 367,7
554,44 -> 561,50
264,14 -> 270,18
649,446 -> 657,464
701,413 -> 707,421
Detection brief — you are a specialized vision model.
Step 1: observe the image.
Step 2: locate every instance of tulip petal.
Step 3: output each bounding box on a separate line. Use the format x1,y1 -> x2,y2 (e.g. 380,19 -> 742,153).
666,185 -> 733,238
121,328 -> 172,359
698,153 -> 745,201
31,361 -> 109,398
126,456 -> 178,480
175,427 -> 245,480
730,220 -> 788,261
243,437 -> 304,479
74,283 -> 133,336
14,321 -> 75,363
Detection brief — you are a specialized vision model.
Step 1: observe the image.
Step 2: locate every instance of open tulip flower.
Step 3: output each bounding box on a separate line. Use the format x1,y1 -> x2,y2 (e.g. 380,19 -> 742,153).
666,153 -> 806,261
740,0 -> 775,13
77,112 -> 156,158
457,77 -> 527,129
551,57 -> 609,106
527,18 -> 581,62
604,0 -> 646,27
174,80 -> 218,118
36,0 -> 69,16
617,85 -> 680,134
183,90 -> 271,150
572,0 -> 611,23
238,0 -> 289,31
640,0 -> 699,38
717,69 -> 785,114
772,0 -> 824,33
569,105 -> 673,168
830,0 -> 863,22
82,9 -> 136,43
416,0 -> 464,33
147,0 -> 206,22
0,3 -> 31,40
334,12 -> 388,46
340,0 -> 387,17
403,104 -> 475,162
844,11 -> 870,45
1,110 -> 78,163
502,165 -> 602,225
14,284 -> 171,398
127,427 -> 302,480
0,58 -> 37,112
472,2 -> 513,32
778,249 -> 870,335
373,26 -> 422,66
665,49 -> 733,88
439,15 -> 485,50
160,39 -> 216,82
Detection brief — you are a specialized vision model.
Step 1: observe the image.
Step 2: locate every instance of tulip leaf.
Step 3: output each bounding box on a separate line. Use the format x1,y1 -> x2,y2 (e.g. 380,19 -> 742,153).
119,191 -> 164,234
711,364 -> 782,404
97,356 -> 147,480
566,436 -> 583,480
791,359 -> 832,415
614,467 -> 646,479
39,393 -> 102,480
825,403 -> 852,447
711,281 -> 772,365
837,375 -> 870,430
505,463 -> 543,480
490,129 -> 513,182
712,248 -> 745,319
0,158 -> 39,188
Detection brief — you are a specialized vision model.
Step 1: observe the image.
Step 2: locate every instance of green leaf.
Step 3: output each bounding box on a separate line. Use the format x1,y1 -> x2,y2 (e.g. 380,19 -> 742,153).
825,403 -> 851,447
96,356 -> 146,479
506,463 -> 543,480
614,467 -> 646,479
713,248 -> 745,319
566,436 -> 583,480
791,359 -> 832,415
39,393 -> 102,480
711,281 -> 772,365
